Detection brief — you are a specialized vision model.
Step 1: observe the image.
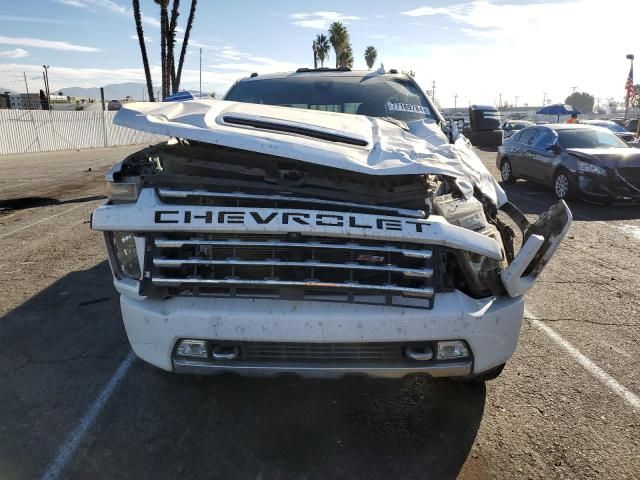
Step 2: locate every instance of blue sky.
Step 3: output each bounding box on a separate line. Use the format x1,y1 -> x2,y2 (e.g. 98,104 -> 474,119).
0,0 -> 636,107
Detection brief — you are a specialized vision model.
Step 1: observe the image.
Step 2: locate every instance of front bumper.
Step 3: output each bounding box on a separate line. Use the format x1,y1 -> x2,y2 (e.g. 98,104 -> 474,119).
577,174 -> 640,203
118,288 -> 524,378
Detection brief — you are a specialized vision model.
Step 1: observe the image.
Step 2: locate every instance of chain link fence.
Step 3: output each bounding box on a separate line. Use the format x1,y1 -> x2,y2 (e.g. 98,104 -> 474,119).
0,109 -> 167,156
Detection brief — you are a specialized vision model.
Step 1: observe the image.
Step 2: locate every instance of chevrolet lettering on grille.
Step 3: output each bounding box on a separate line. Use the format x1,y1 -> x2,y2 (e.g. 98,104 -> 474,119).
154,209 -> 432,232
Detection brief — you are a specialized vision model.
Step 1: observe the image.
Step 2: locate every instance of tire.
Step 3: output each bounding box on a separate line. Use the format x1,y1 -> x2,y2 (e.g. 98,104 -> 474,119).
553,169 -> 575,200
500,158 -> 516,184
455,363 -> 506,383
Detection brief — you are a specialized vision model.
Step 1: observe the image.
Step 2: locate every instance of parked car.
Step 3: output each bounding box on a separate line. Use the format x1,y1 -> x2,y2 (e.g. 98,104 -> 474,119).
502,120 -> 535,139
497,123 -> 640,202
466,105 -> 503,147
624,118 -> 639,134
107,100 -> 122,111
583,120 -> 638,145
93,68 -> 571,382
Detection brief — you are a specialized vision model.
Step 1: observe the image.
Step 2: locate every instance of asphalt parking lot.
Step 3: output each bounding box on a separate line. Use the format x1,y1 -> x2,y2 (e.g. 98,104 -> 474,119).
0,144 -> 638,480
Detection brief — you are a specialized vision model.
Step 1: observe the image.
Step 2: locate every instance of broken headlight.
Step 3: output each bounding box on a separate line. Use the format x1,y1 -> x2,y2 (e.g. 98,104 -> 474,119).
576,160 -> 606,176
110,232 -> 141,279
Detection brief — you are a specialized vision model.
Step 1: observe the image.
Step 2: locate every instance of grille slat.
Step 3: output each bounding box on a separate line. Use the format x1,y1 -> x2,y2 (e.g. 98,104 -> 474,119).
154,239 -> 433,259
152,278 -> 435,298
153,257 -> 433,279
241,342 -> 404,362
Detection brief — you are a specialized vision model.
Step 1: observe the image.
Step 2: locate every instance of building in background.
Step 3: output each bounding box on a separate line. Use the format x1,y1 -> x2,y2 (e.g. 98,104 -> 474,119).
0,92 -> 10,109
5,93 -> 42,110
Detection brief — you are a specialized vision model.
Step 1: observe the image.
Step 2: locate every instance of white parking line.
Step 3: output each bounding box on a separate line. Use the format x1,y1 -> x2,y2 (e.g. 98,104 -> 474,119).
40,351 -> 135,480
0,201 -> 100,239
526,308 -> 640,411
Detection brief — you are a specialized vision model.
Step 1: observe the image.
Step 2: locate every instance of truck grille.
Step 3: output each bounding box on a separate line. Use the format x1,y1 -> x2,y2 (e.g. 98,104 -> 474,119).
148,233 -> 436,308
241,342 -> 404,362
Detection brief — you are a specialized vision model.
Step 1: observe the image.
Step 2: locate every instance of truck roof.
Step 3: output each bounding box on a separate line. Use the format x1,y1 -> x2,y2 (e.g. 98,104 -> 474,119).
235,68 -> 408,83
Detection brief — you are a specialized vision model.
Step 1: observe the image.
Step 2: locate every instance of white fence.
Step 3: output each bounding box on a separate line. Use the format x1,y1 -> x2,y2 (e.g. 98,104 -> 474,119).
0,109 -> 167,156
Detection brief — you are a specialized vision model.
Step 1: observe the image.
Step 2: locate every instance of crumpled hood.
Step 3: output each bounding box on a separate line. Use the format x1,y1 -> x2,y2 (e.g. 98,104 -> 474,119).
566,148 -> 640,168
114,99 -> 507,206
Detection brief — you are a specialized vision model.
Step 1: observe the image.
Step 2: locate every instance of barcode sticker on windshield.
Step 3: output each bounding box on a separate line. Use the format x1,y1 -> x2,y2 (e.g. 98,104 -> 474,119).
387,102 -> 427,114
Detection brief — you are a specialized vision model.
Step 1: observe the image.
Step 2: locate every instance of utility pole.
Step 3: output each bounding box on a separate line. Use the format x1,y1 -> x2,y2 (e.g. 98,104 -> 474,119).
624,54 -> 634,121
515,96 -> 519,108
431,80 -> 436,102
499,92 -> 502,108
199,47 -> 202,96
454,93 -> 458,111
571,86 -> 577,94
543,92 -> 548,106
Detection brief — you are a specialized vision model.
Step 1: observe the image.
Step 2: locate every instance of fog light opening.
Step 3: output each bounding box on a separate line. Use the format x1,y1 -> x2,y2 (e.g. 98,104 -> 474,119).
404,345 -> 434,361
175,339 -> 209,359
436,340 -> 470,360
212,345 -> 240,361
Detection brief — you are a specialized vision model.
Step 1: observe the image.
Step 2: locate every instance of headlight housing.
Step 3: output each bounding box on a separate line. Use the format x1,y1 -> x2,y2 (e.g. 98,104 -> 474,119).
110,232 -> 141,279
107,182 -> 141,203
577,160 -> 606,176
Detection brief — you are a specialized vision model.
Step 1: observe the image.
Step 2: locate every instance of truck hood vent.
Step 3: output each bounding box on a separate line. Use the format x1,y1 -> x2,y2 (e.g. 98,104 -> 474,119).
222,115 -> 369,147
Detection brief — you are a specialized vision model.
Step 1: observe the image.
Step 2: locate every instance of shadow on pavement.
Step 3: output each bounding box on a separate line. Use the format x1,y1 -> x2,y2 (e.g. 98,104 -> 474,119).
502,180 -> 640,221
0,261 -> 129,480
0,260 -> 486,480
66,365 -> 486,480
0,195 -> 106,214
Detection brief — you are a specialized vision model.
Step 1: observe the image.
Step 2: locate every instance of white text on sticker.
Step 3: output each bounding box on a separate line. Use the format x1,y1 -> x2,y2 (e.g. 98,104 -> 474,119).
387,102 -> 427,114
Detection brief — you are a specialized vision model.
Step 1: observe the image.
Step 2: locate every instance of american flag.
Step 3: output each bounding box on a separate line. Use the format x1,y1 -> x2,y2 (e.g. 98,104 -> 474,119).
625,65 -> 634,107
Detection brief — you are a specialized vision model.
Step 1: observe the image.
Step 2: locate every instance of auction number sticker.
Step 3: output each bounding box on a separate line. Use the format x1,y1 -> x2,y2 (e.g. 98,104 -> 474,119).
387,102 -> 428,114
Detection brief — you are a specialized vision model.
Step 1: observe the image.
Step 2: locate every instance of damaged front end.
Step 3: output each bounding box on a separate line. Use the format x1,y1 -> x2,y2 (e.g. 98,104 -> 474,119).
96,137 -> 571,304
90,99 -> 573,377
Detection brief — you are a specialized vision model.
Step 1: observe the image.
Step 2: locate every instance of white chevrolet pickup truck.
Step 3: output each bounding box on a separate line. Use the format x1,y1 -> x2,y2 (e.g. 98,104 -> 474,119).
92,68 -> 571,381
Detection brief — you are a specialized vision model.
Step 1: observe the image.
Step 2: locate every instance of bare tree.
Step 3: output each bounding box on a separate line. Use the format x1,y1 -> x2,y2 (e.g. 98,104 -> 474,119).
134,0 -> 197,100
175,0 -> 197,93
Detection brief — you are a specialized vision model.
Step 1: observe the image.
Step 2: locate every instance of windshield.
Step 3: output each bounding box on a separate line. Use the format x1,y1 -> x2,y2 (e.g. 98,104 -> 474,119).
225,75 -> 436,123
605,123 -> 626,133
557,128 -> 628,149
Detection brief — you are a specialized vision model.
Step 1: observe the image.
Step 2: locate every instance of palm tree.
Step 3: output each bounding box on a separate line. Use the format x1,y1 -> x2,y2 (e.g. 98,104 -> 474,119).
174,0 -> 197,93
154,0 -> 169,99
315,34 -> 330,67
364,46 -> 377,70
338,43 -> 354,69
168,0 -> 180,92
132,0 -> 154,101
328,22 -> 348,68
312,39 -> 318,69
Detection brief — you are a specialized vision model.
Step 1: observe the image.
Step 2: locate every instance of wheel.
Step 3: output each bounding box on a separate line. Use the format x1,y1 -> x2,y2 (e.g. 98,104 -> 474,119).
455,363 -> 506,383
553,169 -> 575,200
500,158 -> 516,184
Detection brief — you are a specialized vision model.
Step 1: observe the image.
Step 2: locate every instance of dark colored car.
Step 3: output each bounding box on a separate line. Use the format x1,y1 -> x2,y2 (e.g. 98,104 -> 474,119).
502,120 -> 534,139
583,120 -> 638,144
625,118 -> 639,134
496,124 -> 640,203
107,100 -> 122,111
